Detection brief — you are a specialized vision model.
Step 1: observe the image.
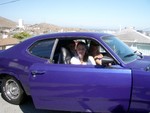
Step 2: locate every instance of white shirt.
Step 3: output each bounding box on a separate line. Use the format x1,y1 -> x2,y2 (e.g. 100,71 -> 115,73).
70,56 -> 96,65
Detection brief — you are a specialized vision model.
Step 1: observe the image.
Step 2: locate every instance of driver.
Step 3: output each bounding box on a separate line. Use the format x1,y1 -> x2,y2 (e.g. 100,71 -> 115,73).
89,41 -> 103,65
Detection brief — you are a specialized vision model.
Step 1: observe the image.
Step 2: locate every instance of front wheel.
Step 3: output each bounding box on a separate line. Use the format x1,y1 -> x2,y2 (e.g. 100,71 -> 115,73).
1,76 -> 25,105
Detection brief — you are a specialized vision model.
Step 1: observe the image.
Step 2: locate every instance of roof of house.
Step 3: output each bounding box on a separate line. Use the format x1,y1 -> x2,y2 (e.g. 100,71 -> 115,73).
0,37 -> 20,46
115,29 -> 150,44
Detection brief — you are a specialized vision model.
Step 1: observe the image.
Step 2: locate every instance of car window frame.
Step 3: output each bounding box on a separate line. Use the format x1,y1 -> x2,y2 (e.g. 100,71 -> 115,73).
49,38 -> 59,63
28,38 -> 56,60
52,36 -> 119,66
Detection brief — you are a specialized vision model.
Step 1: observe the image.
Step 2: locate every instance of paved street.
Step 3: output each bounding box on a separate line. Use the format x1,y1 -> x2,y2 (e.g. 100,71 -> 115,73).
0,89 -> 49,113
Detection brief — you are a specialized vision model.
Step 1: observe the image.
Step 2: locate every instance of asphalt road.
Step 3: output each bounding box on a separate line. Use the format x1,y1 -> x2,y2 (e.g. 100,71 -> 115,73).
0,82 -> 69,113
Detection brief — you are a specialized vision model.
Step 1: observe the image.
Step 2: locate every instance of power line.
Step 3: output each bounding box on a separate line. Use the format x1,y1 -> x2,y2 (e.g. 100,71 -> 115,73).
0,0 -> 20,5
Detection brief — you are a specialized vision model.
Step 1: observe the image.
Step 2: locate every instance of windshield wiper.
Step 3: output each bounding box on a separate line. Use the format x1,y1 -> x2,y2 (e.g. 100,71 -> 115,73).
124,53 -> 135,58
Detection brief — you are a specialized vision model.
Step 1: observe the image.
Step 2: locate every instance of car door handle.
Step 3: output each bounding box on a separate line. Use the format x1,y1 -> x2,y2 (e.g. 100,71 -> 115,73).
31,70 -> 45,75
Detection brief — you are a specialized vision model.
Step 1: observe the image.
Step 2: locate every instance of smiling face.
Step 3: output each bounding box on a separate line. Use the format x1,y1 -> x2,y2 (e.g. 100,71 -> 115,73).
76,43 -> 87,59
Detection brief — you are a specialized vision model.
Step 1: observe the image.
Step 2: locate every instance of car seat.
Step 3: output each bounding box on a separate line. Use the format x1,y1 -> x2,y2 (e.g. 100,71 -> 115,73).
58,47 -> 72,64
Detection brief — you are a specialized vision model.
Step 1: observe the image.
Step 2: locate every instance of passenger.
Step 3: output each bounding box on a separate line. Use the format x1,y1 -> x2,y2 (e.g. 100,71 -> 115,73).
89,42 -> 103,65
70,42 -> 96,65
67,40 -> 77,57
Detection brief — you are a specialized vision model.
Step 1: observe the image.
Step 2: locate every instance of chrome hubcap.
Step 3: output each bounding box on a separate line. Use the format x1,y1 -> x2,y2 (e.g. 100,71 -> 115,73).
4,79 -> 20,100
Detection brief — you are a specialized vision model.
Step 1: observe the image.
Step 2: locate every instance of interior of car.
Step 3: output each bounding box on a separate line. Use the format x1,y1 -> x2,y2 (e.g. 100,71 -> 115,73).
53,37 -> 116,66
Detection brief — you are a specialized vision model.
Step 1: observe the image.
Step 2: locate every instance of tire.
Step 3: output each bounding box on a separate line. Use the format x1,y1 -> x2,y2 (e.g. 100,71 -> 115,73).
1,76 -> 25,105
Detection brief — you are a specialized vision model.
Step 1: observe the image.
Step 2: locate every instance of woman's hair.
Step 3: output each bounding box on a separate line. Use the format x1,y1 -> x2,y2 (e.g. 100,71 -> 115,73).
89,40 -> 99,56
76,41 -> 89,62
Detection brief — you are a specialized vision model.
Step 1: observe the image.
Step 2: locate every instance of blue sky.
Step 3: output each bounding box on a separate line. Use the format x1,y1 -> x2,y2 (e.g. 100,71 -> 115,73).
0,0 -> 150,29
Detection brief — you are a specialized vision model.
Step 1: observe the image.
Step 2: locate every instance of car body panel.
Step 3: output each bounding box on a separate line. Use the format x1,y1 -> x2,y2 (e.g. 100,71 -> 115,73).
29,63 -> 132,112
128,69 -> 150,113
128,61 -> 150,112
126,56 -> 150,69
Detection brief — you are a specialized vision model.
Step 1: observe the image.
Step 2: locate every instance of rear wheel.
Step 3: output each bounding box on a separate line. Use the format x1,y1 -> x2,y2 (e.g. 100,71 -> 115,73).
1,76 -> 25,105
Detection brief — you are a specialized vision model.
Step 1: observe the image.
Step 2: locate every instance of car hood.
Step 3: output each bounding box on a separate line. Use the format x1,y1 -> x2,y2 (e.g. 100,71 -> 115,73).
126,56 -> 150,71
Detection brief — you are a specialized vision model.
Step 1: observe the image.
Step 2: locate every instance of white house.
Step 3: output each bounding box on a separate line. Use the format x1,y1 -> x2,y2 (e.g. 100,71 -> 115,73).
115,28 -> 150,56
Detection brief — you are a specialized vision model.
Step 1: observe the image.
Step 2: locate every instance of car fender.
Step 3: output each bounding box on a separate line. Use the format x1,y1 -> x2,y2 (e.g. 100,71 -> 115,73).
0,70 -> 19,80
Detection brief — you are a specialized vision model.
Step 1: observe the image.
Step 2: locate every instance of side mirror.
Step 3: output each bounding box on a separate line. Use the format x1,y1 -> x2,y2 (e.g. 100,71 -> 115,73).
134,50 -> 143,59
102,56 -> 114,66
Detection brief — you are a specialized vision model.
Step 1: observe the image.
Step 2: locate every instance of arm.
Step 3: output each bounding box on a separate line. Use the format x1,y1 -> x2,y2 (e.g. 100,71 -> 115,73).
94,54 -> 103,65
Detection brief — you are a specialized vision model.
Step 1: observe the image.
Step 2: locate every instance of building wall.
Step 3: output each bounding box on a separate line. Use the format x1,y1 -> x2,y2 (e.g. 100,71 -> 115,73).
0,45 -> 15,50
126,42 -> 150,56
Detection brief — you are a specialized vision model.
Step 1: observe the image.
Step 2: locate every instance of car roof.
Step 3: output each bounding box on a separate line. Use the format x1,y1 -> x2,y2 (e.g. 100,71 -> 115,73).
7,32 -> 113,52
25,32 -> 112,43
1,32 -> 114,61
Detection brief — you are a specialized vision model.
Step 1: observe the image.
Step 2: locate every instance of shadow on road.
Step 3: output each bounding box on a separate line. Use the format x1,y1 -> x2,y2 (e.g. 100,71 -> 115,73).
19,96 -> 50,113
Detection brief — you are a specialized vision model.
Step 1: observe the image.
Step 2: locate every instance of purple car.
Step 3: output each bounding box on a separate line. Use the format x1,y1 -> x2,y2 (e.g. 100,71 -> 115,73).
0,32 -> 150,113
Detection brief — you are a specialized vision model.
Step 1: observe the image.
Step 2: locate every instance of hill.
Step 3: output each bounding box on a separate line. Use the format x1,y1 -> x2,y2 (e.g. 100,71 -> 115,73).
27,23 -> 87,34
0,17 -> 87,33
0,16 -> 17,28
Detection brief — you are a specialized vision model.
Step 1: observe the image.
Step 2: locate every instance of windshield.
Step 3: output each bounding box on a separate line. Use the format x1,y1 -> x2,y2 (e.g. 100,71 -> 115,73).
102,36 -> 138,63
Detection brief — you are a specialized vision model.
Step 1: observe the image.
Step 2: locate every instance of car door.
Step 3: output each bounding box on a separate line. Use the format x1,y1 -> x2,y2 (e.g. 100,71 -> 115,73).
29,63 -> 131,113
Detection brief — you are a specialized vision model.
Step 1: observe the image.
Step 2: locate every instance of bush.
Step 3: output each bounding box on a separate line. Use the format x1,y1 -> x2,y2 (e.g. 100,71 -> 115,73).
13,32 -> 31,40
